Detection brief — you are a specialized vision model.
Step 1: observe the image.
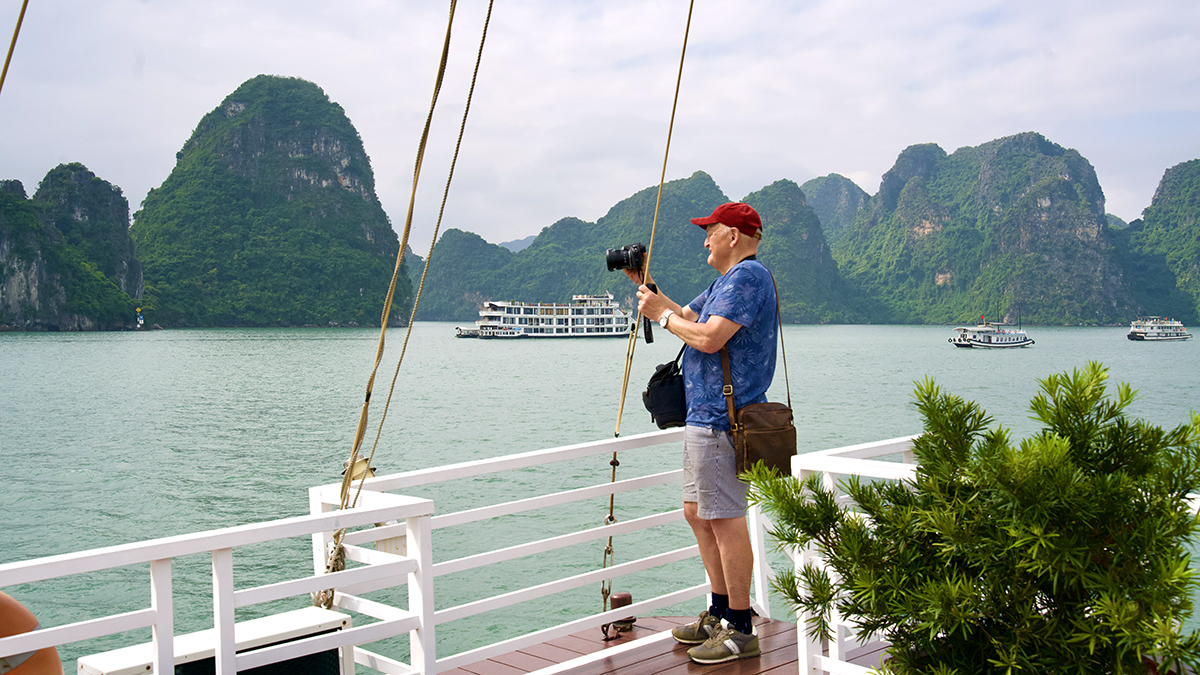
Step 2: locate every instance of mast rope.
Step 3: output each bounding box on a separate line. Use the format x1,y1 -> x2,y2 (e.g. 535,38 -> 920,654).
600,0 -> 695,627
317,0 -> 494,607
0,0 -> 30,98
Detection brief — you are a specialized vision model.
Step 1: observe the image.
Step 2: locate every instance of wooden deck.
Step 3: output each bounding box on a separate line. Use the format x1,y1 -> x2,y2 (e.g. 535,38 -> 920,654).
443,616 -> 889,675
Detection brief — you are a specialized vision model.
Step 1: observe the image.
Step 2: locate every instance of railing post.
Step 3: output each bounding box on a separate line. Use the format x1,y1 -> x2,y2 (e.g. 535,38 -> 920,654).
150,558 -> 173,674
794,464 -> 823,674
212,548 -> 236,675
795,544 -> 823,675
310,487 -> 335,576
746,503 -> 772,619
407,513 -> 436,675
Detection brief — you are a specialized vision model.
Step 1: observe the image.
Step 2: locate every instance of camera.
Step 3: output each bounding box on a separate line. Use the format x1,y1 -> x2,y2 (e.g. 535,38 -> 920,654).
605,242 -> 647,272
605,242 -> 657,343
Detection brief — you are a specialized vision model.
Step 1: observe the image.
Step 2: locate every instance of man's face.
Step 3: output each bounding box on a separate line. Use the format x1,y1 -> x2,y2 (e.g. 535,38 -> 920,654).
704,222 -> 734,269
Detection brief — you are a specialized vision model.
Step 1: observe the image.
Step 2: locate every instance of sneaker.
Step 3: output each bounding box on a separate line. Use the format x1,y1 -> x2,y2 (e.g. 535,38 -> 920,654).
670,610 -> 722,645
686,626 -> 761,664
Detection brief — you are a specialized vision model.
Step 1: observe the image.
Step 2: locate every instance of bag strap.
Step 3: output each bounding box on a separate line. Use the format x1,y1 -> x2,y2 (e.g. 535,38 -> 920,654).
720,347 -> 738,433
672,343 -> 686,366
718,267 -> 790,431
770,272 -> 791,407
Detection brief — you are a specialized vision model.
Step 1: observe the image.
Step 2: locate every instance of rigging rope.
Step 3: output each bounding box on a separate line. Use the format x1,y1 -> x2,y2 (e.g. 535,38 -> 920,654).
0,0 -> 29,98
600,0 -> 696,622
317,0 -> 494,607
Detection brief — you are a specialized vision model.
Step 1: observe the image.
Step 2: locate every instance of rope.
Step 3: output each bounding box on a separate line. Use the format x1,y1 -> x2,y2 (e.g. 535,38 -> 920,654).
334,0 -> 460,518
0,0 -> 29,98
601,0 -> 696,615
319,0 -> 493,606
347,0 -> 494,516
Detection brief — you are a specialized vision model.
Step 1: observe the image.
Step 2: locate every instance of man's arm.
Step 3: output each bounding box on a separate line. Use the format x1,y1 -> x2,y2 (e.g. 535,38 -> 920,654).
633,282 -> 739,353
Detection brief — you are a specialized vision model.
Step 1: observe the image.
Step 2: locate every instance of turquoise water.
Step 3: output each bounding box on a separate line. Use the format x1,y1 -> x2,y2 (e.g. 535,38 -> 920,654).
2,323 -> 1198,665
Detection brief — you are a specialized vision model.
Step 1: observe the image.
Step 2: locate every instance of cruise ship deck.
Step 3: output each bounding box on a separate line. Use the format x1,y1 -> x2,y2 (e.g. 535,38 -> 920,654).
447,616 -> 887,675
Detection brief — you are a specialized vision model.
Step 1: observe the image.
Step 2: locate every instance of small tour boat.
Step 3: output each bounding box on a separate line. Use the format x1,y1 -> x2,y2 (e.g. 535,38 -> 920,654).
1127,316 -> 1192,341
949,321 -> 1034,348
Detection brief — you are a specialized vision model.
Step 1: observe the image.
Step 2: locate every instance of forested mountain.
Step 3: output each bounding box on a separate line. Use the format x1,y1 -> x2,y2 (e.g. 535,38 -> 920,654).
9,82 -> 1196,331
832,132 -> 1137,324
0,166 -> 141,330
410,171 -> 861,323
800,173 -> 869,245
131,75 -> 411,327
1111,160 -> 1200,324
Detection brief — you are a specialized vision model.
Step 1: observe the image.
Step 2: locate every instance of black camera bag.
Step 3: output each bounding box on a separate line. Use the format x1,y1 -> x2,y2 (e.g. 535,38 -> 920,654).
642,345 -> 687,429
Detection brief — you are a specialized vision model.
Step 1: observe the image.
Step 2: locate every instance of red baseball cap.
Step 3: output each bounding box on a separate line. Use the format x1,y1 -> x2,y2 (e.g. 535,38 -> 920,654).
691,202 -> 763,239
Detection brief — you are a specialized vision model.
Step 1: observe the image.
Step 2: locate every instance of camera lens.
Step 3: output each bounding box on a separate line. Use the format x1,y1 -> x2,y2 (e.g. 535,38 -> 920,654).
605,247 -> 630,271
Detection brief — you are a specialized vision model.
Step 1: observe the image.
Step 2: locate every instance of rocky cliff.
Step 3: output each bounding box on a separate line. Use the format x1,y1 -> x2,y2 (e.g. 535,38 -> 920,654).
1111,159 -> 1200,323
0,171 -> 141,331
35,163 -> 143,298
833,132 -> 1136,324
412,171 -> 862,323
800,173 -> 869,245
131,75 -> 410,327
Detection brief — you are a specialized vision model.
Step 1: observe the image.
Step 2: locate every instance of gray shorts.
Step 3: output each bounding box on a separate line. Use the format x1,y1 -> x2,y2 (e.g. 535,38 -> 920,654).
682,425 -> 748,520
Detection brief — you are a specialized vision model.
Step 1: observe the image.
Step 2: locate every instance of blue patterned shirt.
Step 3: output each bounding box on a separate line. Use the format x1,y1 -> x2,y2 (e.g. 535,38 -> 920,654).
683,259 -> 778,430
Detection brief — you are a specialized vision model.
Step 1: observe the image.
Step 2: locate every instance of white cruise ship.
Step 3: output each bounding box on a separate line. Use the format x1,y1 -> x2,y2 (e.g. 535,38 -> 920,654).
455,292 -> 634,338
1127,316 -> 1192,341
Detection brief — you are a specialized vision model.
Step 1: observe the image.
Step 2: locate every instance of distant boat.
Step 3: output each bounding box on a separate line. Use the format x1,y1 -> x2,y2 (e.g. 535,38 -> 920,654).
455,292 -> 633,339
949,321 -> 1034,348
1127,316 -> 1192,341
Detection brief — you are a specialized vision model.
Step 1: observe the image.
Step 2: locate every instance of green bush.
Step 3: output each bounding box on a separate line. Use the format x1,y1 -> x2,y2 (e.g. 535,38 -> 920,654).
747,362 -> 1200,674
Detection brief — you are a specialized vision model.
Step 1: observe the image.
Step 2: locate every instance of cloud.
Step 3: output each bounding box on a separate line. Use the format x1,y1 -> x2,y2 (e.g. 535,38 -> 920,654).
1,0 -> 1197,246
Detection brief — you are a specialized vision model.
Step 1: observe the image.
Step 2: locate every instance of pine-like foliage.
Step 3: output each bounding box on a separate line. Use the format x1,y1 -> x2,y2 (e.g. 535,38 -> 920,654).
747,362 -> 1200,674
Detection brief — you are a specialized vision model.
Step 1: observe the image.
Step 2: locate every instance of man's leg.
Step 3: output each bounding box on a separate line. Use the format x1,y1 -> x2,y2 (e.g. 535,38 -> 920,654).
708,515 -> 752,612
683,501 -> 728,596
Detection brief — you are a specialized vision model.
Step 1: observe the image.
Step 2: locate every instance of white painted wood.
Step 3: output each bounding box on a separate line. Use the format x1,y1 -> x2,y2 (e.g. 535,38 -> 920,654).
795,545 -> 823,675
431,509 -> 684,578
236,617 -> 418,672
435,584 -> 708,673
211,548 -> 236,675
434,546 -> 699,624
333,593 -> 414,622
815,654 -> 876,674
800,435 -> 918,460
747,503 -> 773,620
310,487 -> 336,576
797,454 -> 917,481
312,428 -> 685,499
342,522 -> 406,546
353,647 -> 415,675
77,607 -> 350,675
232,556 -> 415,608
0,497 -> 433,587
0,608 -> 154,657
407,514 -> 436,675
431,470 -> 679,530
150,559 -> 173,675
340,543 -> 408,566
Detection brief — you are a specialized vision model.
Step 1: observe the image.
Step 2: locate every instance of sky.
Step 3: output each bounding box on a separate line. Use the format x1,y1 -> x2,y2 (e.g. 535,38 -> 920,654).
2,0 -> 1199,255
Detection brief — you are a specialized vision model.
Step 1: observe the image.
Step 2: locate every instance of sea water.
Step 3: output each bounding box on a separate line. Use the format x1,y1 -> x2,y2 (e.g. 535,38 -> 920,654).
2,323 -> 1198,666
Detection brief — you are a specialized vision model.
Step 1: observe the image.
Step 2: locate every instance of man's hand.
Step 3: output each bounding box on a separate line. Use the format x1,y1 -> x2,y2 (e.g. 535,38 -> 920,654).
636,283 -> 666,319
622,269 -> 652,287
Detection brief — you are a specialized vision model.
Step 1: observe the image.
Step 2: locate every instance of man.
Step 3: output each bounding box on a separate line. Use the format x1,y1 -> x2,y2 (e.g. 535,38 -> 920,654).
627,201 -> 777,664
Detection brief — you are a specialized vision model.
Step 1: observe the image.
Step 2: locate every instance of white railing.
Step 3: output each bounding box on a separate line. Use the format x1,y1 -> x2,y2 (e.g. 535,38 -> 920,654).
0,493 -> 435,675
310,428 -> 778,674
791,434 -> 919,675
1,428 -> 779,675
